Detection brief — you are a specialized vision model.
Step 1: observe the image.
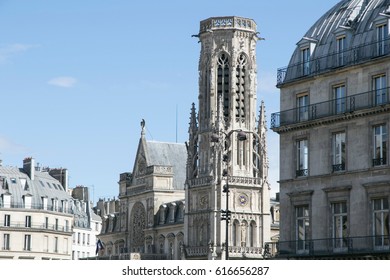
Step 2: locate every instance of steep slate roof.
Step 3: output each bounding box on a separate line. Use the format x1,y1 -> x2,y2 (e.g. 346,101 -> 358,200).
0,166 -> 72,207
288,0 -> 390,67
144,141 -> 187,190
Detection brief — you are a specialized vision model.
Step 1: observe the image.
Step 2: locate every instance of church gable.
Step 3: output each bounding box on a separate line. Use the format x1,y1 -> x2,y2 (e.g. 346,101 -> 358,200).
131,138 -> 148,185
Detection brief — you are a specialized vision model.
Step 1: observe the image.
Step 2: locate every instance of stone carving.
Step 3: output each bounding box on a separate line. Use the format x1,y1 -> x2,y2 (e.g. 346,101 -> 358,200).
131,202 -> 146,251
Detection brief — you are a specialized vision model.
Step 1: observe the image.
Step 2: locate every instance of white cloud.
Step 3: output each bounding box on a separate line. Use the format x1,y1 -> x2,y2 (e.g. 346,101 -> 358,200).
0,136 -> 28,155
0,43 -> 38,63
48,76 -> 77,88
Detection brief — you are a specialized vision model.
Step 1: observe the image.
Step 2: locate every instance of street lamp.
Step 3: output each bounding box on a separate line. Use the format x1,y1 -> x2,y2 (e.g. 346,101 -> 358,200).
211,129 -> 248,260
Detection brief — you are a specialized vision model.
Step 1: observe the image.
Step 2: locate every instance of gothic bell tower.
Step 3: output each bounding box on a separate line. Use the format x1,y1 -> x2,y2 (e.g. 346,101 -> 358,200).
185,17 -> 271,260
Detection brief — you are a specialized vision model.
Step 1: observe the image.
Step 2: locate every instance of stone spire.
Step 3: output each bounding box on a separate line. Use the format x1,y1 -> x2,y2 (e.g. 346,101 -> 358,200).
257,100 -> 269,182
186,103 -> 198,180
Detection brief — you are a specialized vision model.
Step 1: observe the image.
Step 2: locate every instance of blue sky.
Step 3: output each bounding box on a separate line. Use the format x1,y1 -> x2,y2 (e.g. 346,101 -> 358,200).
0,0 -> 340,201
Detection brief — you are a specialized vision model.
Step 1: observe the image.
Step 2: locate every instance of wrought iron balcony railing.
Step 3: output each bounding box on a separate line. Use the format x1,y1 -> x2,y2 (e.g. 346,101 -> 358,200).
271,87 -> 390,129
1,222 -> 72,232
296,169 -> 308,177
332,163 -> 345,172
275,235 -> 390,258
373,157 -> 387,166
277,37 -> 390,86
0,201 -> 76,214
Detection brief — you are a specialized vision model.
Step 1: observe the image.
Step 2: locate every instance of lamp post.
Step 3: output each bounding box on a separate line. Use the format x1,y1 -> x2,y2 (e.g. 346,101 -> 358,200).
211,129 -> 248,260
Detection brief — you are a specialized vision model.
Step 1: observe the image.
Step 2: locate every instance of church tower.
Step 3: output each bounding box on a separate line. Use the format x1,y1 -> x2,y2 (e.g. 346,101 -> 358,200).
185,17 -> 270,260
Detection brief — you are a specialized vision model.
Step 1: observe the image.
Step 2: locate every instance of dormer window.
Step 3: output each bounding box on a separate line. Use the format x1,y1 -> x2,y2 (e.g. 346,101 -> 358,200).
297,37 -> 317,77
376,23 -> 388,56
336,36 -> 346,66
301,47 -> 310,75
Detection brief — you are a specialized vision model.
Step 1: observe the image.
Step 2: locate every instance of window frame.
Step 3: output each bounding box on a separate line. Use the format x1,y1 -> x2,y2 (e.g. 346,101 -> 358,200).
295,205 -> 310,254
332,131 -> 346,172
376,23 -> 388,56
24,234 -> 32,251
3,233 -> 10,250
4,214 -> 10,227
296,139 -> 309,177
336,35 -> 346,66
296,93 -> 309,122
301,47 -> 310,76
372,198 -> 390,249
373,74 -> 387,106
373,124 -> 387,166
331,201 -> 348,251
333,84 -> 346,114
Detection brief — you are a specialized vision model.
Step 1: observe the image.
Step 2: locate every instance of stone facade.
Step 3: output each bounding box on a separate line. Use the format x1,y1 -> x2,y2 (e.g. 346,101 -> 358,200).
96,16 -> 274,261
272,0 -> 390,259
0,158 -> 99,260
185,16 -> 271,260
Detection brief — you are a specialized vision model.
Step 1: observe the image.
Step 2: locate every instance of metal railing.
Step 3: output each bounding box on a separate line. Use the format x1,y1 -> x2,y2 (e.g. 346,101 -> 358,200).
1,222 -> 72,232
277,37 -> 390,86
271,87 -> 390,129
0,202 -> 79,215
275,235 -> 390,258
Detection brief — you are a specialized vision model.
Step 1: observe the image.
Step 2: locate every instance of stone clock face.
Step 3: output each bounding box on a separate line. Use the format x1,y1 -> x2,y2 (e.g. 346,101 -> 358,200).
238,193 -> 249,206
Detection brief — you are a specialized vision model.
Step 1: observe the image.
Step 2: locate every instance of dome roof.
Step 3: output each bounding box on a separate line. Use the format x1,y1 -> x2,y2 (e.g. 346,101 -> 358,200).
285,0 -> 390,78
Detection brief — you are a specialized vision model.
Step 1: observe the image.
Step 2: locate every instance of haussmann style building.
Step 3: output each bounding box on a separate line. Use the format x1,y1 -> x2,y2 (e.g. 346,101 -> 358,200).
0,157 -> 101,260
271,0 -> 390,259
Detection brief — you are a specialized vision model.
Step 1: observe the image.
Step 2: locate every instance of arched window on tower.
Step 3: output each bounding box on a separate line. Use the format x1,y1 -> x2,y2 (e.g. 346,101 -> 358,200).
235,53 -> 247,121
217,53 -> 230,120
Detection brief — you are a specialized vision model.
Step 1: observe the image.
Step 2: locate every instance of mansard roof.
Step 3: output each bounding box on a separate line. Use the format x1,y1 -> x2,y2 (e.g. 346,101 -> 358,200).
288,0 -> 390,67
0,165 -> 71,206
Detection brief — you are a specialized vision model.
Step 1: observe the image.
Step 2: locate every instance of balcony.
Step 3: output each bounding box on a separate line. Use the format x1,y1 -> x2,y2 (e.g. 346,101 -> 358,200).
273,236 -> 390,259
271,87 -> 390,130
277,37 -> 390,86
0,222 -> 72,233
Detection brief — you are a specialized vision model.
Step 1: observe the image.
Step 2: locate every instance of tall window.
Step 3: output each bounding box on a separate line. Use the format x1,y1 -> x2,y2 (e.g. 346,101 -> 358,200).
297,94 -> 309,121
332,202 -> 348,250
24,235 -> 31,251
3,234 -> 10,250
332,132 -> 346,172
25,216 -> 31,228
296,139 -> 308,177
301,47 -> 310,75
217,53 -> 230,119
373,124 -> 387,166
235,53 -> 247,121
54,237 -> 58,253
377,24 -> 388,56
296,205 -> 310,253
373,74 -> 387,105
336,36 -> 346,66
4,214 -> 10,227
334,85 -> 346,114
55,218 -> 59,231
372,198 -> 389,248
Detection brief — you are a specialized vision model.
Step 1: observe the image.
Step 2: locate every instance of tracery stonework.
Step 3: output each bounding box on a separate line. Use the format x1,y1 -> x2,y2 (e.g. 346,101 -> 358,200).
131,202 -> 146,251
